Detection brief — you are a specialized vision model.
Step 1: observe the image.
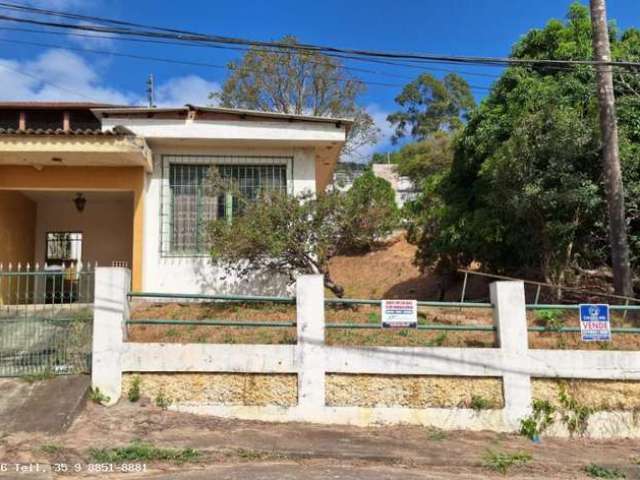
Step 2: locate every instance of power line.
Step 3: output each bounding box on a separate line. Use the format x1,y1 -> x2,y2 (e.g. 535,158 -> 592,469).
0,3 -> 639,70
0,36 -> 495,92
0,25 -> 506,81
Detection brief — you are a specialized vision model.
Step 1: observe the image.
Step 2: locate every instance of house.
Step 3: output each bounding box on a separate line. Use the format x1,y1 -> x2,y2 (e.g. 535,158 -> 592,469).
0,102 -> 350,295
371,163 -> 418,208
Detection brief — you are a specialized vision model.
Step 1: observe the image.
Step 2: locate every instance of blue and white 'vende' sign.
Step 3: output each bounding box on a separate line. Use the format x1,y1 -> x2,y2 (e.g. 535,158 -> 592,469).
381,300 -> 417,328
579,304 -> 611,342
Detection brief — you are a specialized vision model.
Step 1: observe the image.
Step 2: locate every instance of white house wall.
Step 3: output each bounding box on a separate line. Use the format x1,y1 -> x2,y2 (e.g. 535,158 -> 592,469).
141,144 -> 317,295
101,118 -> 346,144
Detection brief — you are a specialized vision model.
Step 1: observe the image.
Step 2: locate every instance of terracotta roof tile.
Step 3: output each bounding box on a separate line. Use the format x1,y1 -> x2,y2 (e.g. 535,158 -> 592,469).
0,126 -> 134,136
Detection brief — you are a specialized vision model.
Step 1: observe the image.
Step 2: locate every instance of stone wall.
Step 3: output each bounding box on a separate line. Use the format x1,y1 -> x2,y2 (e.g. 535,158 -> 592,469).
122,373 -> 297,407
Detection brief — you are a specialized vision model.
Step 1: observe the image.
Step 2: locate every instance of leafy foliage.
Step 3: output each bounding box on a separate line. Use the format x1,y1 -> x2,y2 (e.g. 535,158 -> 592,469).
387,73 -> 475,143
584,464 -> 627,479
558,384 -> 592,437
407,3 -> 640,285
209,177 -> 398,297
214,35 -> 378,158
519,399 -> 556,440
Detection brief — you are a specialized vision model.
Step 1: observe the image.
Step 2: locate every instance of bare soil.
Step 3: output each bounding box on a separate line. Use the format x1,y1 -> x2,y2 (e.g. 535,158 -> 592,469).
2,400 -> 640,479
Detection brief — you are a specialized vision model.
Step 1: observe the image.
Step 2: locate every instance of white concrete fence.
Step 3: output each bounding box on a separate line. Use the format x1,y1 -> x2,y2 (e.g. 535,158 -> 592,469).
92,267 -> 640,436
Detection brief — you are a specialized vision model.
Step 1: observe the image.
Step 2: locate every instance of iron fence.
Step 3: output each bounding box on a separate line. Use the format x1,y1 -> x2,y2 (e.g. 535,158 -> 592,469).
0,263 -> 95,377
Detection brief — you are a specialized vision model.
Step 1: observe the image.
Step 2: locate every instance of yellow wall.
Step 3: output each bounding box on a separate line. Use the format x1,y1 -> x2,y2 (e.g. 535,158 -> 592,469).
0,166 -> 145,290
0,190 -> 36,266
0,190 -> 36,304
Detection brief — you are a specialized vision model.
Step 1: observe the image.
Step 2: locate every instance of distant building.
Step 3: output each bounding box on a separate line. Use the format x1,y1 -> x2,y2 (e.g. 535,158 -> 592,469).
371,164 -> 418,207
331,162 -> 367,191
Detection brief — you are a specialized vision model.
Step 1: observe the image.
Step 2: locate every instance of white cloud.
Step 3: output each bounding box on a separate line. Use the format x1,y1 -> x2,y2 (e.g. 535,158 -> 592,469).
155,75 -> 220,107
0,48 -> 219,108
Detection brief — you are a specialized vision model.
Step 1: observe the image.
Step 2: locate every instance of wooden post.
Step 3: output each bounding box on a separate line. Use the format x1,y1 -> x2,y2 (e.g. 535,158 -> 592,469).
590,0 -> 633,296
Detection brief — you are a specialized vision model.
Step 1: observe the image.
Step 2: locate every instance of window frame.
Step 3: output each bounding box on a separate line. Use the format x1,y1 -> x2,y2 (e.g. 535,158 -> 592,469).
160,154 -> 294,257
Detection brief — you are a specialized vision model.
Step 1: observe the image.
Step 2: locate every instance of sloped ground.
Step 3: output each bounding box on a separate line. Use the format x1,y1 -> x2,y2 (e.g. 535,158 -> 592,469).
2,400 -> 640,479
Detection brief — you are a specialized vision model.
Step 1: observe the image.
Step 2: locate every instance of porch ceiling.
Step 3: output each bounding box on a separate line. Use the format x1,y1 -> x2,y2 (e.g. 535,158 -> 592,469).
0,135 -> 153,172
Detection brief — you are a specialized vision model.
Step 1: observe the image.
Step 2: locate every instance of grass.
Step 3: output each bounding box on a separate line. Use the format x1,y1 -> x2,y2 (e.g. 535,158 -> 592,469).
483,449 -> 532,475
127,300 -> 640,351
88,440 -> 200,464
584,464 -> 626,479
21,369 -> 55,383
40,443 -> 64,455
89,387 -> 110,405
424,427 -> 447,441
231,448 -> 290,461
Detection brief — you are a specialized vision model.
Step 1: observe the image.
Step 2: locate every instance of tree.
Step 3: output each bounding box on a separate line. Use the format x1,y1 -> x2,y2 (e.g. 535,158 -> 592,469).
410,3 -> 640,291
339,169 -> 399,250
371,132 -> 454,185
209,180 -> 398,297
214,35 -> 378,158
386,73 -> 475,143
590,0 -> 633,296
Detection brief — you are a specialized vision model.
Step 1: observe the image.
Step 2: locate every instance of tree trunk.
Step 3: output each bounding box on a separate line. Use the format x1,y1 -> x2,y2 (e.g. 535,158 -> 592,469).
590,0 -> 634,296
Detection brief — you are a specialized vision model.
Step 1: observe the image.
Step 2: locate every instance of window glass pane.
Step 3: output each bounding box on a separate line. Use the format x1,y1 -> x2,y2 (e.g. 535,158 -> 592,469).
168,162 -> 287,254
46,232 -> 82,264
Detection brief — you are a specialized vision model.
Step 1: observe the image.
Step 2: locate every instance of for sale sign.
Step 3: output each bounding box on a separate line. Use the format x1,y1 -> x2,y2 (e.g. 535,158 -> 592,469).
579,304 -> 611,342
381,299 -> 417,328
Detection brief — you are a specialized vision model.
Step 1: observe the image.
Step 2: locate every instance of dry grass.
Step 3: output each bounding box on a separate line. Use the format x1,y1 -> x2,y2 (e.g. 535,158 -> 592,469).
128,302 -> 640,350
127,236 -> 640,350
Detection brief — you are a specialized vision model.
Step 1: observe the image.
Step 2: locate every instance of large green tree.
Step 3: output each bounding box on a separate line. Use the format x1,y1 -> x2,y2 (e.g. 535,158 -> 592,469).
214,35 -> 378,159
387,73 -> 475,143
411,3 -> 640,289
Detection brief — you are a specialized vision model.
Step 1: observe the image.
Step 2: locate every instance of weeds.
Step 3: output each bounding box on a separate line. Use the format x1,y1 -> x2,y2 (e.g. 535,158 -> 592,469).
40,443 -> 64,455
127,375 -> 141,402
519,399 -> 556,440
535,309 -> 565,332
155,389 -> 172,410
483,449 -> 532,475
89,440 -> 199,464
165,328 -> 179,338
427,332 -> 448,347
21,369 -> 55,383
469,395 -> 492,411
558,384 -> 592,437
424,427 -> 447,441
89,387 -> 110,405
584,464 -> 626,479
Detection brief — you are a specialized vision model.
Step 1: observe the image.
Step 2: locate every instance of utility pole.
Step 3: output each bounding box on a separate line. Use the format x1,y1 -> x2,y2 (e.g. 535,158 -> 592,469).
590,0 -> 633,296
146,74 -> 156,108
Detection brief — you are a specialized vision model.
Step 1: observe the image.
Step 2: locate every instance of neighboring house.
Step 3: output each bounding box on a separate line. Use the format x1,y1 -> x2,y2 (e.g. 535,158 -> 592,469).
371,163 -> 418,208
0,102 -> 350,295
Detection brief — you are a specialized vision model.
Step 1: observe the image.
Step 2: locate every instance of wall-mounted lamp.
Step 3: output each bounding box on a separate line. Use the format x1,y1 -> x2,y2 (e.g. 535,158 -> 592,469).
73,193 -> 86,212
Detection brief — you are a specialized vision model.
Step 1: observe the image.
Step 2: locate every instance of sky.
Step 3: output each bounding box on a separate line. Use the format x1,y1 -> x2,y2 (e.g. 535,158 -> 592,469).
2,0 -> 640,160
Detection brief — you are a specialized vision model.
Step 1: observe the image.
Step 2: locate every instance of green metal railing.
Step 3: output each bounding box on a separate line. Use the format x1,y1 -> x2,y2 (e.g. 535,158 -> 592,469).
127,291 -> 493,331
127,291 -> 640,336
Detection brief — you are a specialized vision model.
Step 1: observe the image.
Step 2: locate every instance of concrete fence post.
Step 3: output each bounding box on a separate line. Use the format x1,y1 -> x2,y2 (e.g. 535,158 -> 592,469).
92,267 -> 130,405
296,275 -> 326,409
490,280 -> 532,428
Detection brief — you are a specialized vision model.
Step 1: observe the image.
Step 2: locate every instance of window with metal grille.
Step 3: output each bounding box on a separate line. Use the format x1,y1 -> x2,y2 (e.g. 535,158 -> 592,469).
164,157 -> 289,255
